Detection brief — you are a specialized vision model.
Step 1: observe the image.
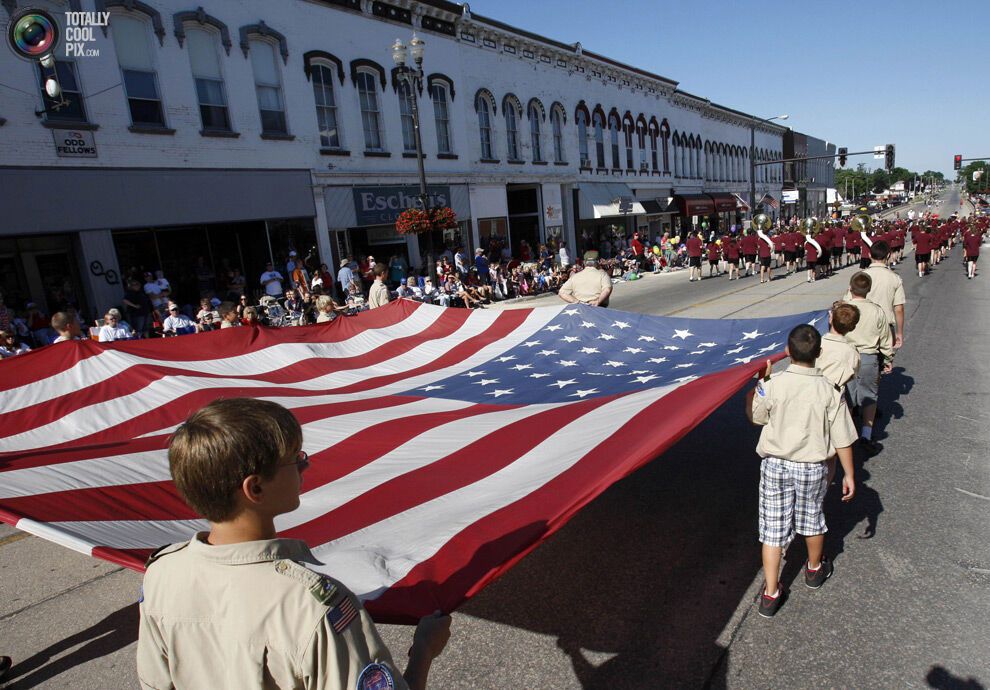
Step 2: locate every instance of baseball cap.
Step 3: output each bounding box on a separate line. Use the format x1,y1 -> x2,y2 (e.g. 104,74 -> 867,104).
289,250 -> 297,256
583,250 -> 600,262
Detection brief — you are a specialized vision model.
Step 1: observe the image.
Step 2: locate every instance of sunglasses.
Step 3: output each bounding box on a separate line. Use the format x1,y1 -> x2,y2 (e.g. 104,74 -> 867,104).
279,450 -> 310,471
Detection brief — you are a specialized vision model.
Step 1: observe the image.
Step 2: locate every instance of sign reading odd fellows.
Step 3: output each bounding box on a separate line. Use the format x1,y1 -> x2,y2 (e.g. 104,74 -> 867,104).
353,186 -> 451,226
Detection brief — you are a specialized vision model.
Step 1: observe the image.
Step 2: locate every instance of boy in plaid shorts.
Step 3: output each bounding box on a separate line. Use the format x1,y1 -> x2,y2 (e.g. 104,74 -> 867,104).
745,324 -> 858,617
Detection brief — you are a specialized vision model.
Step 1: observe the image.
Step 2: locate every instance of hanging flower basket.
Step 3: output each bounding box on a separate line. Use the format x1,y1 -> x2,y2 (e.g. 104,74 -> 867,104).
395,206 -> 459,235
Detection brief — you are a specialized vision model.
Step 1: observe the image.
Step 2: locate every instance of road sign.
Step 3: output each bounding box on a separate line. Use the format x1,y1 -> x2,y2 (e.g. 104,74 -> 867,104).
874,145 -> 885,160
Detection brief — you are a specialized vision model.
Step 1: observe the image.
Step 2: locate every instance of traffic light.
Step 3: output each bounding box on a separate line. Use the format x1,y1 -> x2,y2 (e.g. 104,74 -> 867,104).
884,144 -> 895,172
837,147 -> 848,167
954,154 -> 962,170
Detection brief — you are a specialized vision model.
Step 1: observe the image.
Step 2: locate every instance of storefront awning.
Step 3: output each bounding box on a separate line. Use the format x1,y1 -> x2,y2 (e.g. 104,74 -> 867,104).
675,194 -> 715,217
577,183 -> 647,219
640,197 -> 678,215
731,193 -> 751,212
707,193 -> 738,213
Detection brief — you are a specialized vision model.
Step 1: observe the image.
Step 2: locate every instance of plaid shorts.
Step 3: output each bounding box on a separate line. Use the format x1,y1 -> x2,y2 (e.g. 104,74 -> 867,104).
758,456 -> 829,547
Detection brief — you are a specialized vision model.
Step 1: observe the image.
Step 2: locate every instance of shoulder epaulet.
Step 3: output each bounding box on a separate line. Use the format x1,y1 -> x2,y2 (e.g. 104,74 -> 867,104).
145,541 -> 188,568
273,560 -> 345,608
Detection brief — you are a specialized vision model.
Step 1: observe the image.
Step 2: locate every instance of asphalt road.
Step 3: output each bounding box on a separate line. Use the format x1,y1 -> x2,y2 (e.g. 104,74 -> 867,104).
1,187 -> 985,689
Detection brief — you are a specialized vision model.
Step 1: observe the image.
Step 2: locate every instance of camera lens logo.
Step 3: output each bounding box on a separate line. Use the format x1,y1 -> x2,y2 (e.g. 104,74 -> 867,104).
7,9 -> 60,60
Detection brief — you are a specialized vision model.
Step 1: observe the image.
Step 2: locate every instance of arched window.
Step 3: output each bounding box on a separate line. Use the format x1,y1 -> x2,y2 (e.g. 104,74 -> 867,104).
609,114 -> 620,169
660,119 -> 671,174
704,142 -> 711,181
186,27 -> 230,133
504,100 -> 520,160
551,104 -> 565,163
636,119 -> 647,170
250,38 -> 287,135
529,102 -> 542,162
577,109 -> 589,166
356,69 -> 384,150
649,118 -> 660,172
694,138 -> 702,179
476,91 -> 495,160
430,82 -> 452,154
112,14 -> 166,127
397,81 -> 416,152
672,134 -> 680,177
593,111 -> 605,168
311,62 -> 340,148
623,114 -> 634,170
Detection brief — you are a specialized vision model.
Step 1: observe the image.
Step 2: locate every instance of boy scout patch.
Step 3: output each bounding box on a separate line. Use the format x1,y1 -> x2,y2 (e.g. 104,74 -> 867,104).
308,577 -> 339,606
327,595 -> 358,634
356,662 -> 395,689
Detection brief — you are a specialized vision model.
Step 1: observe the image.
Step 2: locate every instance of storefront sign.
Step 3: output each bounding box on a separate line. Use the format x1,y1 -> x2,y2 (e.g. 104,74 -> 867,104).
52,128 -> 97,158
544,203 -> 563,225
353,185 -> 451,226
782,190 -> 800,203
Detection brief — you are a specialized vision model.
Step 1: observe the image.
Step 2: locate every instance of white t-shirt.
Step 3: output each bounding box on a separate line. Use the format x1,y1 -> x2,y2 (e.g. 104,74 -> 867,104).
144,281 -> 164,308
260,271 -> 284,296
163,314 -> 195,333
559,247 -> 570,265
98,324 -> 131,342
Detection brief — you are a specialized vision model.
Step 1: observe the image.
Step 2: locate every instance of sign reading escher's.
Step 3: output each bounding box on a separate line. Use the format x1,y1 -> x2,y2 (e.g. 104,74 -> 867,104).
353,186 -> 450,226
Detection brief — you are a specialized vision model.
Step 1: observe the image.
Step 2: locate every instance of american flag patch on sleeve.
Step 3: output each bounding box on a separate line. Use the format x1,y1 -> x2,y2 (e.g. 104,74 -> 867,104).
327,596 -> 358,634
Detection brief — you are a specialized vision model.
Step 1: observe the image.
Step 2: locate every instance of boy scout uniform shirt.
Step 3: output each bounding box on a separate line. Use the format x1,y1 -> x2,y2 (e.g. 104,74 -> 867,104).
844,264 -> 905,326
816,332 -> 860,391
751,365 -> 857,463
137,534 -> 408,690
843,298 -> 894,362
558,267 -> 611,305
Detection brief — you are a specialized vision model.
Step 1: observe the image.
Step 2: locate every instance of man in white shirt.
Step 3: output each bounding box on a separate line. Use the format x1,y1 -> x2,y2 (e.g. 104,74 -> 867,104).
558,241 -> 571,269
98,313 -> 131,342
454,247 -> 468,279
260,262 -> 285,297
162,305 -> 196,335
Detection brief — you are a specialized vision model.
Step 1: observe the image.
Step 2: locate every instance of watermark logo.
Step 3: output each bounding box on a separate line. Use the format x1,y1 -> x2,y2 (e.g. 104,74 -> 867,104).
6,8 -> 60,60
63,11 -> 106,58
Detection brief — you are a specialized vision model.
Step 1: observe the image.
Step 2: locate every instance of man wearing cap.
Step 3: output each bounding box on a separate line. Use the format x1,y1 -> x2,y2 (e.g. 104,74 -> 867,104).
285,250 -> 299,278
558,251 -> 612,307
336,258 -> 355,300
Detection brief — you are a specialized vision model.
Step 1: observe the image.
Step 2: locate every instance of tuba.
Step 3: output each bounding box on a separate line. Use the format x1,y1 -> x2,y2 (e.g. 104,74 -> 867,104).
752,213 -> 772,232
850,214 -> 872,234
801,217 -> 820,234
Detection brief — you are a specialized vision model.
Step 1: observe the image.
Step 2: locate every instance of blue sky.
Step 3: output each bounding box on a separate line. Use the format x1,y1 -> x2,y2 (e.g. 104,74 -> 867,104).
467,0 -> 987,176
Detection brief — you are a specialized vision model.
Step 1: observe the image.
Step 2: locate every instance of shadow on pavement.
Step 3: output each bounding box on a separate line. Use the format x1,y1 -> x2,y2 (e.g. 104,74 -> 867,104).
873,366 -> 914,440
927,665 -> 986,690
5,602 -> 138,689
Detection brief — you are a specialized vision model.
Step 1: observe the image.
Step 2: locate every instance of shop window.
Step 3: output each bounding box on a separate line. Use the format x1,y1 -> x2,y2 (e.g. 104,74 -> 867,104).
398,81 -> 416,152
186,27 -> 231,132
37,61 -> 87,122
431,83 -> 452,154
357,70 -> 384,150
478,217 -> 508,253
250,39 -> 287,134
111,15 -> 166,127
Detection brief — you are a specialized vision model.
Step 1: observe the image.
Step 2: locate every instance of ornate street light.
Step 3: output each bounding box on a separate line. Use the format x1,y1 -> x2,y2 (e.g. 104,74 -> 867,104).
392,33 -> 437,282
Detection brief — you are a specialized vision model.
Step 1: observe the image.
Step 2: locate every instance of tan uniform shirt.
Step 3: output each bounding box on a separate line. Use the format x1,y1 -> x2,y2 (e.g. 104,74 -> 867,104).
844,264 -> 905,326
843,298 -> 894,361
751,365 -> 857,462
137,535 -> 407,690
816,332 -> 860,391
558,267 -> 611,305
368,280 -> 390,309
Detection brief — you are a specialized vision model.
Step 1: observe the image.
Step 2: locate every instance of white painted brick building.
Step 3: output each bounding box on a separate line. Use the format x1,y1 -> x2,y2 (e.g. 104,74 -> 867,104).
0,0 -> 794,317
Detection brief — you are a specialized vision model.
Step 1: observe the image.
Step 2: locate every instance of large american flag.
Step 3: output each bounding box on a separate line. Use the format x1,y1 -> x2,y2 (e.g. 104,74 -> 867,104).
0,301 -> 824,623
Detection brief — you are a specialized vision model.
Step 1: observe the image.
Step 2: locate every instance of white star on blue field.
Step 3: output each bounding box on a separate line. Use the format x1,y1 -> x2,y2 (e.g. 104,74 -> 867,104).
407,305 -> 827,405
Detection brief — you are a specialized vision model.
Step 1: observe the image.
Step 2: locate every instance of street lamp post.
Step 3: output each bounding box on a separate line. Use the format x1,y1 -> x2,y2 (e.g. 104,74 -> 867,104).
749,114 -> 788,220
392,34 -> 437,283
